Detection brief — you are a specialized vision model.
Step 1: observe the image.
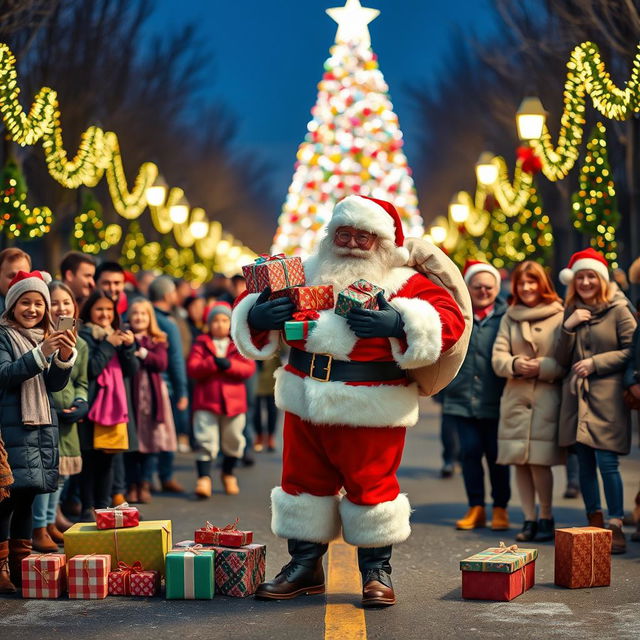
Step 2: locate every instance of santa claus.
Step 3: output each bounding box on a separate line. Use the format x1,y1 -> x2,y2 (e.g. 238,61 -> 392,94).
232,195 -> 465,606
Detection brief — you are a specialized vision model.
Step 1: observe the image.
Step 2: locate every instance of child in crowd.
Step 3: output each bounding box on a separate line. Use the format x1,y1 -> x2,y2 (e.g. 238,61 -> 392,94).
31,282 -> 88,552
187,301 -> 255,498
125,298 -> 176,504
0,271 -> 76,593
253,353 -> 282,452
77,289 -> 139,520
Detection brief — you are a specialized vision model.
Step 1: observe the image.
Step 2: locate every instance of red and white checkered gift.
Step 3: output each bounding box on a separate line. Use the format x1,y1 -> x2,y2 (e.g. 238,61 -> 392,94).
108,561 -> 159,596
67,554 -> 110,599
21,554 -> 67,599
95,503 -> 139,530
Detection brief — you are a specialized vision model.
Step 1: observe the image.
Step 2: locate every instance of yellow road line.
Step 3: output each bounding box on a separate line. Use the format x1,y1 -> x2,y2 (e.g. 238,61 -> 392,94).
324,538 -> 367,640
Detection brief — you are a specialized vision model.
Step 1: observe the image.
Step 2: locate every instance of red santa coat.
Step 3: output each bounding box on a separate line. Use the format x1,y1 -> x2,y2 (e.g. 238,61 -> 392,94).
187,334 -> 256,417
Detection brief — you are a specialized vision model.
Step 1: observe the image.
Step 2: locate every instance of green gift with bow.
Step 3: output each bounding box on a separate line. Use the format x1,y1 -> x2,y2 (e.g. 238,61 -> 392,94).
165,548 -> 215,600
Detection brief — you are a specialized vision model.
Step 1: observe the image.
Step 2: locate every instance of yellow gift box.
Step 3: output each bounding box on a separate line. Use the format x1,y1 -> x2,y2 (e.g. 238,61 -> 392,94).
64,520 -> 172,577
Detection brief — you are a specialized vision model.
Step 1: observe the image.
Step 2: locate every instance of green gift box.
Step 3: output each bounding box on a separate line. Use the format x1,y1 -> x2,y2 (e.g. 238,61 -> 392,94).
284,320 -> 317,340
460,545 -> 538,573
165,549 -> 215,600
64,520 -> 172,577
335,279 -> 384,318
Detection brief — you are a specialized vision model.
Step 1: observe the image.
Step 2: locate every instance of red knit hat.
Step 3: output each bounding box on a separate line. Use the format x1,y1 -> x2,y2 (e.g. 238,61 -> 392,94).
328,195 -> 410,265
4,270 -> 52,314
559,248 -> 609,285
462,260 -> 500,286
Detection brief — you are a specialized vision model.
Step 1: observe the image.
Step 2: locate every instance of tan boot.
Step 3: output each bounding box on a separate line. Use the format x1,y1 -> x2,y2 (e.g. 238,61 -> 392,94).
46,523 -> 64,545
609,523 -> 627,554
221,473 -> 240,496
456,506 -> 486,530
267,435 -> 277,452
254,434 -> 264,452
0,541 -> 17,594
195,476 -> 212,499
138,481 -> 152,504
9,539 -> 32,588
126,484 -> 139,504
32,527 -> 58,553
111,493 -> 127,507
55,506 -> 73,533
491,507 -> 510,531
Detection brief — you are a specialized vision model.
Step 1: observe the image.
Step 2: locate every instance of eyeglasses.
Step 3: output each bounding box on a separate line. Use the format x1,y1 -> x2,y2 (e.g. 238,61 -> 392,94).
334,228 -> 377,248
470,284 -> 495,292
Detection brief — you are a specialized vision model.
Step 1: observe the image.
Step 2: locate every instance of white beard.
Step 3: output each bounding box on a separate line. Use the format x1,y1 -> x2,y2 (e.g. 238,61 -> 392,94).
306,234 -> 400,292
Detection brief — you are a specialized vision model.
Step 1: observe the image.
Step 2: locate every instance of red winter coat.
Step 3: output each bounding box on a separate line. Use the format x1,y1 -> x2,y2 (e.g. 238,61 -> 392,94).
187,335 -> 256,417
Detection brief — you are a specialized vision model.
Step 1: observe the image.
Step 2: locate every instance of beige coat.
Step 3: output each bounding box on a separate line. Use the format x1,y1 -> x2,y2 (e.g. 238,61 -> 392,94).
557,289 -> 637,455
492,301 -> 566,466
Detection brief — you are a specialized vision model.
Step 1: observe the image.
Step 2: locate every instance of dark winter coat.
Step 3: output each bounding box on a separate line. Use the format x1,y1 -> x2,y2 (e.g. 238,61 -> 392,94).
0,327 -> 74,493
154,307 -> 188,401
78,325 -> 140,452
441,297 -> 507,420
623,325 -> 640,389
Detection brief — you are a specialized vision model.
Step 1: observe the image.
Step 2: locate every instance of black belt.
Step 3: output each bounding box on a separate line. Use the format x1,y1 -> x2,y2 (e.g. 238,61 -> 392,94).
288,347 -> 407,383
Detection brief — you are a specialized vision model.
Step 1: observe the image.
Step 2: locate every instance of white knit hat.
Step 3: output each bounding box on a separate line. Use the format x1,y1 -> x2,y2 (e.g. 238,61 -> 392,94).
4,270 -> 52,313
462,260 -> 501,286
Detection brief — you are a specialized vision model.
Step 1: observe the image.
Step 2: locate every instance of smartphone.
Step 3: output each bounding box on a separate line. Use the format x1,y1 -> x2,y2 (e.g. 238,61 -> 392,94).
56,316 -> 76,332
122,322 -> 131,332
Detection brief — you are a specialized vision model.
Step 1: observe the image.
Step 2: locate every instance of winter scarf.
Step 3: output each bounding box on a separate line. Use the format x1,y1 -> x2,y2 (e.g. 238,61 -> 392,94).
0,435 -> 12,500
0,319 -> 52,426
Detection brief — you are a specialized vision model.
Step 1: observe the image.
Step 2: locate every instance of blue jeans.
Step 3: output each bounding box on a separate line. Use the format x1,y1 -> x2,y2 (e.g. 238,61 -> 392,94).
440,413 -> 460,467
449,414 -> 511,508
575,443 -> 624,519
32,483 -> 64,528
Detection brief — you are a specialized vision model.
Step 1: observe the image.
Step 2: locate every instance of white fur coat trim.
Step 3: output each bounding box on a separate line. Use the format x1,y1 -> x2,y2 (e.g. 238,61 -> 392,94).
230,292 -> 280,360
340,493 -> 412,547
274,366 -> 420,427
388,296 -> 443,369
271,487 -> 341,543
304,309 -> 357,361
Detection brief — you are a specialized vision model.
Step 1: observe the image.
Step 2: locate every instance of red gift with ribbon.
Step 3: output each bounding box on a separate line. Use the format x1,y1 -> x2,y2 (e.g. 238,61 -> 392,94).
242,254 -> 305,294
271,284 -> 334,311
95,502 -> 139,530
108,560 -> 160,596
21,553 -> 67,599
194,518 -> 253,547
285,310 -> 320,341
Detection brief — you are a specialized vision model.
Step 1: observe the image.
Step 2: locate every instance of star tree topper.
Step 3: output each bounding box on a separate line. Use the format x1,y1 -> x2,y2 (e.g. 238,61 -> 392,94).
326,0 -> 380,47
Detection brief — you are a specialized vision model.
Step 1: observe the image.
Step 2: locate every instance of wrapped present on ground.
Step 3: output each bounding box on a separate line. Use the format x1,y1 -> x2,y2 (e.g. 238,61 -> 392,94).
195,519 -> 253,547
335,279 -> 384,318
64,520 -> 172,577
108,561 -> 160,596
165,547 -> 215,600
285,311 -> 319,341
21,553 -> 67,599
460,543 -> 537,601
67,554 -> 110,599
554,526 -> 612,589
242,254 -> 305,294
271,285 -> 334,311
95,503 -> 139,530
210,543 -> 266,597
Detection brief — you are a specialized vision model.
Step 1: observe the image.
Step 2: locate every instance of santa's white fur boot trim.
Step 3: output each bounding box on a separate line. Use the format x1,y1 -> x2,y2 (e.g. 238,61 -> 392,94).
340,494 -> 411,547
271,487 -> 342,543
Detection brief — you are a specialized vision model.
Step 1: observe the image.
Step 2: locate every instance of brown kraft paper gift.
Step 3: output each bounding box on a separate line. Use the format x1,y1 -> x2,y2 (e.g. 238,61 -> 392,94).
554,526 -> 612,588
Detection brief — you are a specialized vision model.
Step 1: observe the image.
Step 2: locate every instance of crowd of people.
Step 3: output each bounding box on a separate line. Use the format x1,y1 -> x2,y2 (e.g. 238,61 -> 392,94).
0,247 -> 280,594
439,249 -> 640,555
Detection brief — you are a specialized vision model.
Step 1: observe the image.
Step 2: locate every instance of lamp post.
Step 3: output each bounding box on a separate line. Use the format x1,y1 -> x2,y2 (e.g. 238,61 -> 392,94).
430,225 -> 447,245
169,196 -> 189,224
516,97 -> 546,141
145,175 -> 168,207
449,193 -> 470,224
475,152 -> 499,186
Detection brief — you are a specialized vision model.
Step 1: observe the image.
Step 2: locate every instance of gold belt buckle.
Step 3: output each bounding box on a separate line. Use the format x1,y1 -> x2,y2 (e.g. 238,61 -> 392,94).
310,353 -> 333,382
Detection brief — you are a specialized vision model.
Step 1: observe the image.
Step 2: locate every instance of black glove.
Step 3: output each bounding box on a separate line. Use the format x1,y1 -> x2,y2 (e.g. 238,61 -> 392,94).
346,293 -> 405,339
59,398 -> 89,423
214,356 -> 231,371
247,287 -> 295,331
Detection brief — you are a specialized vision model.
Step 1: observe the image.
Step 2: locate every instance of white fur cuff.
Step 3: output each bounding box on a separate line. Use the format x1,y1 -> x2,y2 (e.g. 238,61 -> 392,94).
271,487 -> 341,543
340,493 -> 411,547
53,348 -> 77,369
389,297 -> 442,369
231,292 -> 280,360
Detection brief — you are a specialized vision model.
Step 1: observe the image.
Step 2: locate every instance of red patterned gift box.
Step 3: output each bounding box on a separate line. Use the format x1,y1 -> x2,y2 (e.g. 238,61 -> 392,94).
554,527 -> 612,588
67,554 -> 111,599
195,519 -> 253,548
335,279 -> 384,318
21,554 -> 67,599
95,503 -> 139,530
271,285 -> 334,311
210,543 -> 266,597
242,254 -> 305,294
108,561 -> 160,596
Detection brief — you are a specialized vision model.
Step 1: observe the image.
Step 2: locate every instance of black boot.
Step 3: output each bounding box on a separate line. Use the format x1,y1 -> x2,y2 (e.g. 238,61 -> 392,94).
358,546 -> 396,607
535,518 -> 555,542
515,520 -> 537,542
255,539 -> 327,600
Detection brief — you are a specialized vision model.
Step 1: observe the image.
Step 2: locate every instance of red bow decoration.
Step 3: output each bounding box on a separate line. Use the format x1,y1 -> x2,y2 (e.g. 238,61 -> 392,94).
517,146 -> 542,175
255,253 -> 286,264
292,310 -> 320,321
205,517 -> 239,532
115,560 -> 143,595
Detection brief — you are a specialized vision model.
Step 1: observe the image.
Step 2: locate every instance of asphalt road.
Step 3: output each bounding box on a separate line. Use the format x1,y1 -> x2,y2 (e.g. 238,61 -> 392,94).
1,399 -> 639,639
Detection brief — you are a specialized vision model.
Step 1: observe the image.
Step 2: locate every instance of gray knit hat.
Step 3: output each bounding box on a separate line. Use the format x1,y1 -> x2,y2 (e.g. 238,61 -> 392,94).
206,301 -> 232,325
4,270 -> 52,313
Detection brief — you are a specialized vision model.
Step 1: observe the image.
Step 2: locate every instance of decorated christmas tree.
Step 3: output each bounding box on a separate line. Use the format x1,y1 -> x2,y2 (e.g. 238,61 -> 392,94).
571,122 -> 619,267
120,221 -> 147,272
71,189 -> 119,255
272,0 -> 423,257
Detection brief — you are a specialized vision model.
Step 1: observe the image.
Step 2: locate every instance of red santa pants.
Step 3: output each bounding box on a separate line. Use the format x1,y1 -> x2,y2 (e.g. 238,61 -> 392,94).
270,412 -> 412,547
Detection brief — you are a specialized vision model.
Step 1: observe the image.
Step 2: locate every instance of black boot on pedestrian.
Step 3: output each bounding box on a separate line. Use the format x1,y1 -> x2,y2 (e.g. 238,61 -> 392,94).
515,520 -> 537,542
358,545 -> 396,607
255,539 -> 327,600
534,518 -> 555,542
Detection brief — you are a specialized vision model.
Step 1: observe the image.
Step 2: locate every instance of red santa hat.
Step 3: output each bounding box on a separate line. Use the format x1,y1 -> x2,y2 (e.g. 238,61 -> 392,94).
462,260 -> 501,286
3,270 -> 52,313
328,195 -> 410,265
559,248 -> 609,285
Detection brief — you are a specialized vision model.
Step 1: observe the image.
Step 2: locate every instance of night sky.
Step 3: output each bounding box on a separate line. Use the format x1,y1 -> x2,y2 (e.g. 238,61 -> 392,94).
145,0 -> 497,219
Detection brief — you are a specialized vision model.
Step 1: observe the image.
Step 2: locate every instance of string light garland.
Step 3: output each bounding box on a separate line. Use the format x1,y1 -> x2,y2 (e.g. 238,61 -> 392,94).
70,189 -> 122,254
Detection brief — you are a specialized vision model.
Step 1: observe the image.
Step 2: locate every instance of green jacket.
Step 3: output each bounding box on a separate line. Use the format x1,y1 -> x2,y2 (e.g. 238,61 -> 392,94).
52,337 -> 89,459
441,297 -> 507,420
